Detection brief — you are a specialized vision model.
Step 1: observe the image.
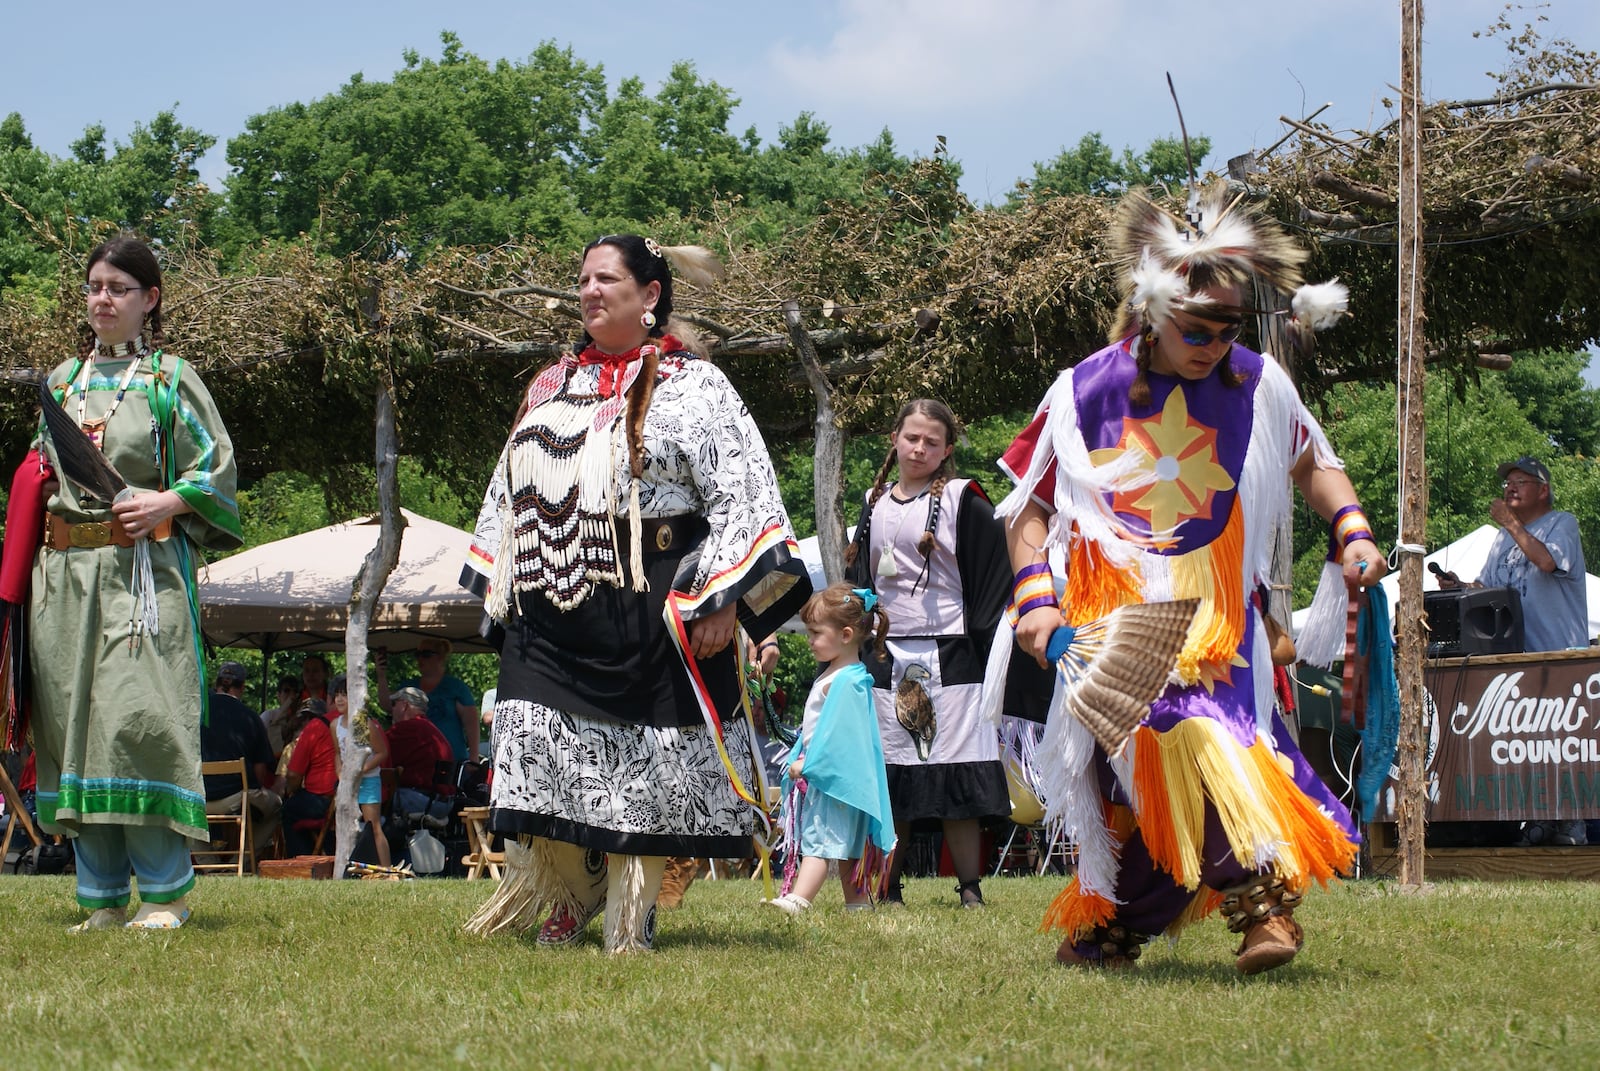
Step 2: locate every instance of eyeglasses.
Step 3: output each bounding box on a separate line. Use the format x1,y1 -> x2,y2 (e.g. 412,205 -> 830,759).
1502,478 -> 1543,490
1178,323 -> 1243,348
80,282 -> 145,298
416,651 -> 442,660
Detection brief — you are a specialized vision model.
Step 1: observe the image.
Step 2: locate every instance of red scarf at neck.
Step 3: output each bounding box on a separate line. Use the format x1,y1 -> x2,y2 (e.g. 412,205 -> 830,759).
576,334 -> 681,398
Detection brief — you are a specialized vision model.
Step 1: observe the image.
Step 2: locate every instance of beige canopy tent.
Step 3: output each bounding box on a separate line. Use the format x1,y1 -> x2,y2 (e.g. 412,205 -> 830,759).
198,509 -> 493,653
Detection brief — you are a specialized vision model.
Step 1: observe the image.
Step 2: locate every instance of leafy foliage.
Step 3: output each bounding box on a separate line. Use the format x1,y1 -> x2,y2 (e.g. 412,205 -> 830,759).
1291,362 -> 1600,602
223,35 -> 606,256
1012,131 -> 1213,203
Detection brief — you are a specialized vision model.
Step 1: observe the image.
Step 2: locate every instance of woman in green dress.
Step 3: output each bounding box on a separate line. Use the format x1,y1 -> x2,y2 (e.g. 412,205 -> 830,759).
30,234 -> 241,930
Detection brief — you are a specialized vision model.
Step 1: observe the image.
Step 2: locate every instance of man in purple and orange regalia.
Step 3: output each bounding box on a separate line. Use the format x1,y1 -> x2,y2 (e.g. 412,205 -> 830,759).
993,185 -> 1386,974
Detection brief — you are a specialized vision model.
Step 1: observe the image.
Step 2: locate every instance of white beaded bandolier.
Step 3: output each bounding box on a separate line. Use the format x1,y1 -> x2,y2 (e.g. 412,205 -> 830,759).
497,383 -> 645,612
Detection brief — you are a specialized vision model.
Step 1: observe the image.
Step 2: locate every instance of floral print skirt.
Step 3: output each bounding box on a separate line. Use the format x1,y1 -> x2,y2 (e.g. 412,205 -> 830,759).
488,698 -> 762,858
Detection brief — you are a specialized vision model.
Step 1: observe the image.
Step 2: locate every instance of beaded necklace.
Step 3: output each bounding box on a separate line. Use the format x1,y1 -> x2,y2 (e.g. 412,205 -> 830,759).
69,338 -> 148,450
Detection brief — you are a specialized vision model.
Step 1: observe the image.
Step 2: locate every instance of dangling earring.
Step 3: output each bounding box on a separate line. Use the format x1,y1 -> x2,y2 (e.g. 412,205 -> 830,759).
641,309 -> 656,330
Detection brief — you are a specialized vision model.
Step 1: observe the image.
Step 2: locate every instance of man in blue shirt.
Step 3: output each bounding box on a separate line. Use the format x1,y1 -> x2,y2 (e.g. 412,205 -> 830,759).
1443,457 -> 1590,845
1475,457 -> 1589,653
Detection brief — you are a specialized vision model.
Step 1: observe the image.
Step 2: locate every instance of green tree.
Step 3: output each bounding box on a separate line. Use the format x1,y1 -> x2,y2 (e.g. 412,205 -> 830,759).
0,108 -> 218,295
103,110 -> 218,244
1497,348 -> 1600,456
1013,132 -> 1212,204
224,34 -> 605,255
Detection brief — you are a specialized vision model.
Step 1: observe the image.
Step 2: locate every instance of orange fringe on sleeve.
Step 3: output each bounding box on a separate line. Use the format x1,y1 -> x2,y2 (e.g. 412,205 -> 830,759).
1065,530 -> 1143,627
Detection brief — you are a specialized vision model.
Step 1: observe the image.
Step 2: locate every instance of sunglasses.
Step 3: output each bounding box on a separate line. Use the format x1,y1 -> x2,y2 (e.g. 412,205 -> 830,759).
1178,323 -> 1243,348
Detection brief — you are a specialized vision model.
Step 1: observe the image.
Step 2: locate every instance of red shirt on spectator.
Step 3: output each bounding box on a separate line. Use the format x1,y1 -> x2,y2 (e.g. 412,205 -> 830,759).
286,715 -> 338,796
387,717 -> 454,794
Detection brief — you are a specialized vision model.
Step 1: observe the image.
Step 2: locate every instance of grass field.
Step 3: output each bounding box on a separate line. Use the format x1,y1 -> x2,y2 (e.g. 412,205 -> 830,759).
2,871 -> 1597,1070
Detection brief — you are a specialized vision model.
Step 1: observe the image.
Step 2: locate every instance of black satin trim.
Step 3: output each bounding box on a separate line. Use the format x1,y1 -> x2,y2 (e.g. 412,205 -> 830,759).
673,542 -> 812,647
459,562 -> 488,600
488,808 -> 754,859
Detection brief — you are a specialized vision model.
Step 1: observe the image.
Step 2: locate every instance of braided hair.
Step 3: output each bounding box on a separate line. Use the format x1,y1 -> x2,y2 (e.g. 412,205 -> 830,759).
79,234 -> 163,360
843,399 -> 961,593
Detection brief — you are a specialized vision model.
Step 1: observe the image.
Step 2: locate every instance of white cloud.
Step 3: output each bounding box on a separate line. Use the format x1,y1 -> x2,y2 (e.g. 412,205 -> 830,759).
767,0 -> 1118,115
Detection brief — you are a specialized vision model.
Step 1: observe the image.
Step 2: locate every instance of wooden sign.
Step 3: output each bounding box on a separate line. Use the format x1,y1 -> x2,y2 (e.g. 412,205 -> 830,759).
1371,649 -> 1600,822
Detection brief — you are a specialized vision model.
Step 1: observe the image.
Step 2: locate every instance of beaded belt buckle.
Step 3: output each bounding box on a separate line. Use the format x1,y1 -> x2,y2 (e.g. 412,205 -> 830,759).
69,522 -> 113,548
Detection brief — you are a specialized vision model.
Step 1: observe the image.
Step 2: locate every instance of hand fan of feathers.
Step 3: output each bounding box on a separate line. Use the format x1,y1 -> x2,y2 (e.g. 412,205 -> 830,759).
1045,598 -> 1201,757
37,376 -> 128,502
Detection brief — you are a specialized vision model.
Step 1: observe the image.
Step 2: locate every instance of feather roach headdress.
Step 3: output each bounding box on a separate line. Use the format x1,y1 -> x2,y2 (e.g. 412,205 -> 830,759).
1108,184 -> 1324,342
1111,78 -> 1351,347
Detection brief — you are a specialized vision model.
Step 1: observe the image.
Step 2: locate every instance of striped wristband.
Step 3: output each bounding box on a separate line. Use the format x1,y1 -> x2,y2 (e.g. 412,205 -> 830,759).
1331,504 -> 1374,549
1012,562 -> 1058,616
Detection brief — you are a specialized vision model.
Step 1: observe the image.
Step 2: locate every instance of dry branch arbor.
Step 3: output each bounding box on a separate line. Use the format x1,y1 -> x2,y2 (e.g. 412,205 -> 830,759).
2,32 -> 1599,497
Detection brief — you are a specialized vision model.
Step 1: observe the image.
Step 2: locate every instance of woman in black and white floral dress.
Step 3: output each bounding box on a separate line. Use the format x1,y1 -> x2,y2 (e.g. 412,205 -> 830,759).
461,235 -> 810,953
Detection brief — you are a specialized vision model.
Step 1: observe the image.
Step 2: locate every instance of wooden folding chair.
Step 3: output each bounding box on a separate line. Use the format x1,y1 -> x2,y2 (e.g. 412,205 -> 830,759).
460,805 -> 503,880
192,759 -> 252,876
1,759 -> 45,863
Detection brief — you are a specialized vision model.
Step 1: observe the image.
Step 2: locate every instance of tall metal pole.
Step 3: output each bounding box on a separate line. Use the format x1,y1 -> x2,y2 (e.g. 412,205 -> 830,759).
1394,0 -> 1429,886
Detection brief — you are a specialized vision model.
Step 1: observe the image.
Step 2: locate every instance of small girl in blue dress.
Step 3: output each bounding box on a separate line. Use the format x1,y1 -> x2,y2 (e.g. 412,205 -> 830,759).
765,584 -> 897,914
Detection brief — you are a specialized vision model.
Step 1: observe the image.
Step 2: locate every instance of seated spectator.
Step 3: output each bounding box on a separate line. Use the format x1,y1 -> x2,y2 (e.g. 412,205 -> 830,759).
387,686 -> 453,825
201,661 -> 282,859
377,638 -> 479,763
261,674 -> 302,761
479,686 -> 496,761
281,699 -> 337,856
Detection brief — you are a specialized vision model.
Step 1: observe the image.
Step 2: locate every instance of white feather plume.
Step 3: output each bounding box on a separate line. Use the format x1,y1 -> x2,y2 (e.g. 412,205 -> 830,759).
1291,280 -> 1349,332
1128,251 -> 1188,327
660,244 -> 724,289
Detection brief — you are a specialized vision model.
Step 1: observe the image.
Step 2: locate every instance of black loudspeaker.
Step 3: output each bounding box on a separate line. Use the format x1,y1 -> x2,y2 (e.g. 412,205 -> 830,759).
1424,586 -> 1524,657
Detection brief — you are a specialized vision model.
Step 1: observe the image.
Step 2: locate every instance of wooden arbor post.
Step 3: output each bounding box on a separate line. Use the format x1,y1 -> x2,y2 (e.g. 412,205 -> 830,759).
1393,0 -> 1430,887
785,300 -> 847,586
332,280 -> 407,877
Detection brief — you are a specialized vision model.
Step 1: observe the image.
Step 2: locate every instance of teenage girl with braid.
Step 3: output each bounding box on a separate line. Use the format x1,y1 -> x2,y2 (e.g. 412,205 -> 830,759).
844,399 -> 1020,908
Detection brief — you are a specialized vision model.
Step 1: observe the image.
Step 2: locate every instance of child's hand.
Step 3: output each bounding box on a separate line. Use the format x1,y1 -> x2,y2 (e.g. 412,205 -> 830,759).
787,758 -> 803,779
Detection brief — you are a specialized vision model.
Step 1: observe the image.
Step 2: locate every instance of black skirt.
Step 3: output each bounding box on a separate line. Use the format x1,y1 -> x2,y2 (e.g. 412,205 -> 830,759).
496,528 -> 740,731
886,759 -> 1009,823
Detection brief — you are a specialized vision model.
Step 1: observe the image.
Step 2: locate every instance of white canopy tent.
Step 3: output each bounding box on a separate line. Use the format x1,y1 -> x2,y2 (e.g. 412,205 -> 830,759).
1292,524 -> 1600,640
198,509 -> 491,653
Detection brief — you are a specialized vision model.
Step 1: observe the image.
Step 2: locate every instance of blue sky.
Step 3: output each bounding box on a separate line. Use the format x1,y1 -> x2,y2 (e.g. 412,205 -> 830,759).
3,0 -> 1596,205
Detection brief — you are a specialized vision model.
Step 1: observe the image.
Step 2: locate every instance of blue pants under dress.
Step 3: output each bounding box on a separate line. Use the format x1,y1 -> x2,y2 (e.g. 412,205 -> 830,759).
72,824 -> 195,908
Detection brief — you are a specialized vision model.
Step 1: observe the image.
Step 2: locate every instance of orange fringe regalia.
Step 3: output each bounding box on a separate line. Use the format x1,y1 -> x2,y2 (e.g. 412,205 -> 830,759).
994,322 -> 1359,951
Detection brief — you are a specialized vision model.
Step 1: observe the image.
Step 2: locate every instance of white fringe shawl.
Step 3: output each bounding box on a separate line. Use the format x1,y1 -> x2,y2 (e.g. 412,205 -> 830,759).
1297,560 -> 1353,669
